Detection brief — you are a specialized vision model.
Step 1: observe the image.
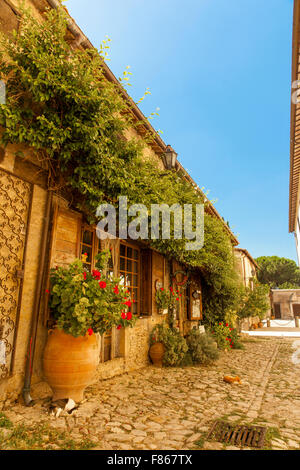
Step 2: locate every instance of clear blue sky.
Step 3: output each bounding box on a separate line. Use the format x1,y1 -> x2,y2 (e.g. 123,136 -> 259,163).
67,0 -> 296,262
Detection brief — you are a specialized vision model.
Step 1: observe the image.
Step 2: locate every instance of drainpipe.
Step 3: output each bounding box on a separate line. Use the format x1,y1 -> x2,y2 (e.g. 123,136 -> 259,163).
22,190 -> 53,406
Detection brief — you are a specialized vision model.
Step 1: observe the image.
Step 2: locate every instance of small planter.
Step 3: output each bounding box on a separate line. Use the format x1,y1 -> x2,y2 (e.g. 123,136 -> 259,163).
149,342 -> 165,367
258,322 -> 263,328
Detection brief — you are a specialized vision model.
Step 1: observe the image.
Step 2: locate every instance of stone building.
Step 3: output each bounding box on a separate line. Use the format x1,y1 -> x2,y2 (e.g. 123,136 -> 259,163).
234,248 -> 259,290
270,289 -> 300,320
0,0 -> 240,403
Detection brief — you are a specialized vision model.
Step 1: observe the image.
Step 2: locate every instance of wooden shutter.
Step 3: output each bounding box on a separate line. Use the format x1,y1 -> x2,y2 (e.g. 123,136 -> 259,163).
140,248 -> 152,316
49,205 -> 82,268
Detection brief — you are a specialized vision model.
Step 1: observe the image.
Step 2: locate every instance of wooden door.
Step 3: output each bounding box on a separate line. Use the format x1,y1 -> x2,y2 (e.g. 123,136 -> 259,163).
0,168 -> 33,379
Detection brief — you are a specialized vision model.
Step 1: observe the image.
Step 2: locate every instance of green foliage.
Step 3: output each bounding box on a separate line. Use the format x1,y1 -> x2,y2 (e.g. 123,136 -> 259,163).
49,251 -> 136,337
155,287 -> 177,311
210,322 -> 243,350
0,412 -> 13,429
185,329 -> 219,364
237,280 -> 270,322
255,256 -> 300,288
0,7 -> 241,325
227,327 -> 244,350
150,324 -> 188,367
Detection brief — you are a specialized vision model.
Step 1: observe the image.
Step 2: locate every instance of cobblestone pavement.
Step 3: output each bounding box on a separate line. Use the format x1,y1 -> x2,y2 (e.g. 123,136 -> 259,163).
1,336 -> 300,450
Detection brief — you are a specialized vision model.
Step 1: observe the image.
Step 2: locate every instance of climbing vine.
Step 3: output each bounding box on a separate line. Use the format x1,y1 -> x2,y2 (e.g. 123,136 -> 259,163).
0,5 -> 242,322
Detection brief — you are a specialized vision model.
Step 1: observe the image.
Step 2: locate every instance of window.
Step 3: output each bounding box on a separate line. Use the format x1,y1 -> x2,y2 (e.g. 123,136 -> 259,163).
119,242 -> 140,316
79,226 -> 101,272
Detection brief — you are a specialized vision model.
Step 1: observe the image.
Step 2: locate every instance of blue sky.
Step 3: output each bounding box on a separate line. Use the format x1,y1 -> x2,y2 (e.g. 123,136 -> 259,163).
67,0 -> 296,261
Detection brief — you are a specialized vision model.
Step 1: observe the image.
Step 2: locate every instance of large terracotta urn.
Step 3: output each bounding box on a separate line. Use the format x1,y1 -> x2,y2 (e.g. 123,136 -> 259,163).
149,342 -> 165,367
43,329 -> 98,402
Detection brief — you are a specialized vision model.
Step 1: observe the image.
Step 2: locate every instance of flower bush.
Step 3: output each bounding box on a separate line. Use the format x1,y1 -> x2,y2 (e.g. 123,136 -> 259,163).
150,324 -> 188,367
185,329 -> 219,364
210,322 -> 243,350
49,251 -> 136,337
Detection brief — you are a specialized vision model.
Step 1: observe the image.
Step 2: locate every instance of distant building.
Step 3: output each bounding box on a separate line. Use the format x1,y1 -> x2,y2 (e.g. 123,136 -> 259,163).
234,248 -> 259,290
270,289 -> 300,320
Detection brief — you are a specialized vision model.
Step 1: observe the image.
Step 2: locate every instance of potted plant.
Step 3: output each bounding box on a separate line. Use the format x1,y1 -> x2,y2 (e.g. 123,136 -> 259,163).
155,286 -> 178,315
155,288 -> 170,315
149,324 -> 188,367
43,250 -> 136,402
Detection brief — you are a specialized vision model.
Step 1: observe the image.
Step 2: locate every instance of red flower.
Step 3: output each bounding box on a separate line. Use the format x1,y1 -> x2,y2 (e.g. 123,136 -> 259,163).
45,289 -> 50,294
99,281 -> 107,288
219,323 -> 222,326
124,300 -> 132,307
176,298 -> 179,301
83,272 -> 87,280
87,328 -> 93,336
226,323 -> 229,327
160,288 -> 164,291
121,312 -> 127,320
114,286 -> 119,295
127,312 -> 132,321
117,325 -> 122,330
92,270 -> 101,280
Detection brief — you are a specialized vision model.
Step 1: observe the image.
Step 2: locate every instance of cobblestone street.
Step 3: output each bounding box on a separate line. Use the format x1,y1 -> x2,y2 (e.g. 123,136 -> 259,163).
1,336 -> 300,450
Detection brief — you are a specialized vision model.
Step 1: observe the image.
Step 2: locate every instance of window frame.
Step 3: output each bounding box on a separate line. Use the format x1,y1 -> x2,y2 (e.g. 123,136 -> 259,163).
119,240 -> 141,317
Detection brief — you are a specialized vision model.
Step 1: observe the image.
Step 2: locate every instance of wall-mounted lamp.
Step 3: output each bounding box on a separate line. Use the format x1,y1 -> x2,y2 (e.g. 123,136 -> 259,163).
162,145 -> 178,170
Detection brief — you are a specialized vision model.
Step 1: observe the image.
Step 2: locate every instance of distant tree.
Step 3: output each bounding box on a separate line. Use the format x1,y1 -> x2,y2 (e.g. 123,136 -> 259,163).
236,281 -> 270,326
255,256 -> 300,289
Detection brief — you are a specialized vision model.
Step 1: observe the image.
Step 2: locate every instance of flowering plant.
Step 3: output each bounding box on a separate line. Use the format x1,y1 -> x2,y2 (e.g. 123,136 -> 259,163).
210,322 -> 243,350
155,286 -> 179,311
49,250 -> 136,337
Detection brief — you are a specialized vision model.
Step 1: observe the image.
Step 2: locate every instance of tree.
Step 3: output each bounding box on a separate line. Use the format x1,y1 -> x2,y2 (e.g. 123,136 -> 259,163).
236,281 -> 270,331
255,256 -> 300,289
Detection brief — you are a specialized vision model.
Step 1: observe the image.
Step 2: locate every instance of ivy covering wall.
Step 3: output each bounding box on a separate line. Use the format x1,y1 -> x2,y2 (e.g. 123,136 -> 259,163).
0,6 -> 242,324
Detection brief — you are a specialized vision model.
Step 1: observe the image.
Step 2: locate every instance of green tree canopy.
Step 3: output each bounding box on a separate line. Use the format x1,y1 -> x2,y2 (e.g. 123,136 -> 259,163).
255,256 -> 300,289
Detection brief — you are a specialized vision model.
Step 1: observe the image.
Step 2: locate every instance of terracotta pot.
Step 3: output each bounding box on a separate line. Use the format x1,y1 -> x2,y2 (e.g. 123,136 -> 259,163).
149,342 -> 165,367
258,322 -> 263,328
43,329 -> 98,402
